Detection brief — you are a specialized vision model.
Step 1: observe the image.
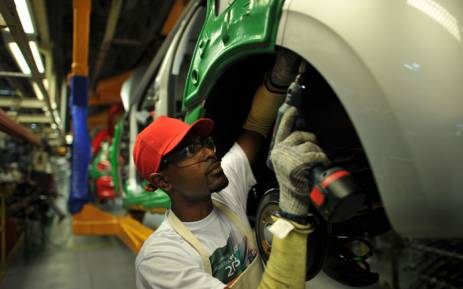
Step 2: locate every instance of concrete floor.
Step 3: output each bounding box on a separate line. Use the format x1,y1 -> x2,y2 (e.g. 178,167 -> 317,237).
0,218 -> 136,289
0,160 -> 137,289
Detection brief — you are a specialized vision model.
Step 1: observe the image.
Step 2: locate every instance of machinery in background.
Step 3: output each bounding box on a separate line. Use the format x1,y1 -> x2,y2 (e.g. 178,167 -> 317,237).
88,104 -> 125,203
406,239 -> 463,289
0,135 -> 66,260
89,142 -> 115,202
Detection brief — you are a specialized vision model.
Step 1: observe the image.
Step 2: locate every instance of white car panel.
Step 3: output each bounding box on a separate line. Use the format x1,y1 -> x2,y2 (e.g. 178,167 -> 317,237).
277,0 -> 463,237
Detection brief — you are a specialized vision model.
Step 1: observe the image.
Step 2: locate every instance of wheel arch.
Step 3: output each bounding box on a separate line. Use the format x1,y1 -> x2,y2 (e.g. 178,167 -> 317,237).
276,0 -> 453,237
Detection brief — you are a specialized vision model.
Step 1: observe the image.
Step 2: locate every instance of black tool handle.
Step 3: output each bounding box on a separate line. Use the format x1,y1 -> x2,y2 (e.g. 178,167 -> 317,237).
266,75 -> 307,171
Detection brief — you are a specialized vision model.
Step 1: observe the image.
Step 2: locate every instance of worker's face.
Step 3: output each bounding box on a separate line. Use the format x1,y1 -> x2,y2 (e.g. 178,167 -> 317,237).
158,134 -> 229,201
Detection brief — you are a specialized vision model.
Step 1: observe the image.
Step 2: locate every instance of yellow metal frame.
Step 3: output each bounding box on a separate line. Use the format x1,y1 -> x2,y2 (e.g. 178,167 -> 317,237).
72,205 -> 155,253
72,0 -> 91,76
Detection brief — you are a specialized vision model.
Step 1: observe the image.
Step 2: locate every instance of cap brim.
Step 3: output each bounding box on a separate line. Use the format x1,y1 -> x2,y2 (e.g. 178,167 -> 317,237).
163,118 -> 214,156
190,118 -> 214,137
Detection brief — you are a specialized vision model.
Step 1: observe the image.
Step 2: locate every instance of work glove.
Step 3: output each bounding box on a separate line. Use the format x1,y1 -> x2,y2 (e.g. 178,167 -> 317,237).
270,106 -> 329,216
243,48 -> 300,137
265,48 -> 300,93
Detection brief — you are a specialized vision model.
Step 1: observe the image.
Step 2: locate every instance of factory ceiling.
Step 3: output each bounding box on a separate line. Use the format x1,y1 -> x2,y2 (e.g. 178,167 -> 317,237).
0,0 -> 178,145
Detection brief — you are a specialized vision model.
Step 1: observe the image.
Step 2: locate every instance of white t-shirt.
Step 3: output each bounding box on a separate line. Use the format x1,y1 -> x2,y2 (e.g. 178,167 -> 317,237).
135,143 -> 258,289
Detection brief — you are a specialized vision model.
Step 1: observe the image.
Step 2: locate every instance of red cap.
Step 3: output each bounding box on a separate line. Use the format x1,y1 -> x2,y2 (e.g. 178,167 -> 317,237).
133,116 -> 214,183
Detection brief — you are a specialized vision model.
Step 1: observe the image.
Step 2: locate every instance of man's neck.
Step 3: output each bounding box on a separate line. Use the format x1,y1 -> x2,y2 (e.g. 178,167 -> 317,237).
171,197 -> 213,222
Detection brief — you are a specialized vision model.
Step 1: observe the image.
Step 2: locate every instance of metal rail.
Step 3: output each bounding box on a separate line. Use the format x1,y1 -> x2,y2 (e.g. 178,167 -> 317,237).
0,71 -> 31,78
0,0 -> 64,142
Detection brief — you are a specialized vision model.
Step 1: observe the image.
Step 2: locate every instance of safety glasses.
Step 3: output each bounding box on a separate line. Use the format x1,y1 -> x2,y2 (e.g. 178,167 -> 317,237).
161,136 -> 216,168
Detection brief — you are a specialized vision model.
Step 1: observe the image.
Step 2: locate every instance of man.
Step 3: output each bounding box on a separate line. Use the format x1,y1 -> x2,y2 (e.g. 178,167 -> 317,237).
133,50 -> 329,289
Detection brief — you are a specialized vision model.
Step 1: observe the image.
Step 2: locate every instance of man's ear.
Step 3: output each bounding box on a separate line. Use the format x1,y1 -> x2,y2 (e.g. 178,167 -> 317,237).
150,173 -> 171,192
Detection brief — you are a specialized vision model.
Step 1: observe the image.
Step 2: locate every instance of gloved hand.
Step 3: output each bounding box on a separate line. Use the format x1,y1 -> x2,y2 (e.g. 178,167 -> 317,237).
270,106 -> 329,216
243,48 -> 300,137
265,48 -> 300,93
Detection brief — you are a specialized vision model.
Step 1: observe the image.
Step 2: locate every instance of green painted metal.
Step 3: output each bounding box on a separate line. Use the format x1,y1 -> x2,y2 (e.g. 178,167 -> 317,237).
123,187 -> 171,210
184,105 -> 205,124
183,0 -> 285,118
90,148 -> 106,179
109,119 -> 123,193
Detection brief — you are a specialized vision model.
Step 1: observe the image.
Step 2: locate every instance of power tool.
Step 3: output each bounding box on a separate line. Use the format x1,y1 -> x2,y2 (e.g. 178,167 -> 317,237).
264,60 -> 379,286
267,63 -> 365,223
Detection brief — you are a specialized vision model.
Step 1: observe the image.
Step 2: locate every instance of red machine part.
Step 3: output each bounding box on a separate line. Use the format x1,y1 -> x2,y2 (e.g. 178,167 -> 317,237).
96,176 -> 115,201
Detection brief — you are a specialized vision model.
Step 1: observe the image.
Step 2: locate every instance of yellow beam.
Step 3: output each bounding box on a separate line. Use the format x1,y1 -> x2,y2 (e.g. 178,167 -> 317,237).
161,0 -> 188,36
72,204 -> 120,235
72,204 -> 155,253
118,216 -> 154,252
72,0 -> 91,76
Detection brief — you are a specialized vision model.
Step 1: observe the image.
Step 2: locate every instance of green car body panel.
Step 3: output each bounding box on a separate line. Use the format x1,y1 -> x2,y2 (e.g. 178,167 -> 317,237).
122,186 -> 171,210
89,148 -> 106,180
183,0 -> 285,123
109,119 -> 123,193
118,0 -> 284,210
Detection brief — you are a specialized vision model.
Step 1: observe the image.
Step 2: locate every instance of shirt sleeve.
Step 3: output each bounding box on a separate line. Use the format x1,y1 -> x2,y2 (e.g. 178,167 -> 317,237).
219,143 -> 257,213
136,249 -> 226,289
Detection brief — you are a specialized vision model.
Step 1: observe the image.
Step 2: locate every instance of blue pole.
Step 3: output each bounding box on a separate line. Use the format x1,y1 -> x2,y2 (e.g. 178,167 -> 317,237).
68,76 -> 91,214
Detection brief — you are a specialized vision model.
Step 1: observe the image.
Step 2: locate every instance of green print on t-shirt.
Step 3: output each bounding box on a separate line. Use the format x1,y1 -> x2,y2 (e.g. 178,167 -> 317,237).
209,232 -> 254,284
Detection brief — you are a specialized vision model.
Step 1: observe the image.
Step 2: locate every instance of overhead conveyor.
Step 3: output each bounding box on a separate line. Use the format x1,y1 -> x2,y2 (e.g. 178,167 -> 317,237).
68,0 -> 172,253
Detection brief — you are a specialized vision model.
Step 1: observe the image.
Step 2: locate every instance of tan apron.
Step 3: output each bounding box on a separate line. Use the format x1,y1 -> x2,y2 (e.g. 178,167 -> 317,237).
167,199 -> 264,289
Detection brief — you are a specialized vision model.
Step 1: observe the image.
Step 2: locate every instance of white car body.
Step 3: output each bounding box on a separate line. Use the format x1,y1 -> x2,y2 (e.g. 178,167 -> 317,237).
153,3 -> 206,119
276,0 -> 463,238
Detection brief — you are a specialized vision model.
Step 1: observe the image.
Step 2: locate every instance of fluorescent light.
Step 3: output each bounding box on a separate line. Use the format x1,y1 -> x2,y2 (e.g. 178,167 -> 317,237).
32,82 -> 44,100
29,41 -> 44,73
9,41 -> 45,74
14,0 -> 35,34
8,42 -> 31,74
51,102 -> 57,109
